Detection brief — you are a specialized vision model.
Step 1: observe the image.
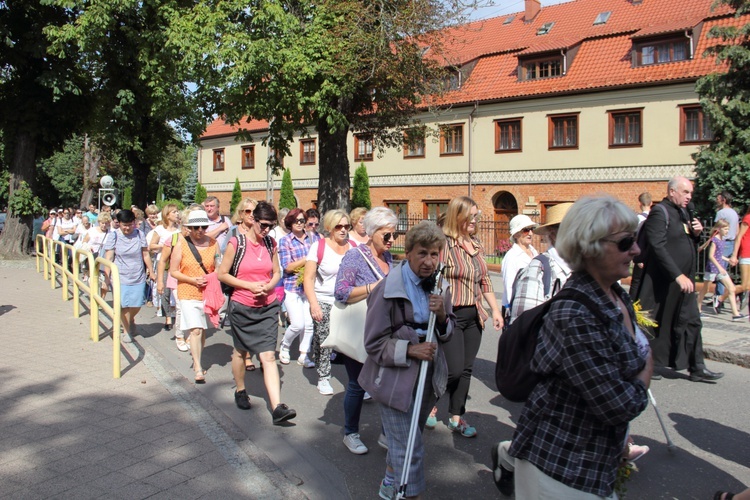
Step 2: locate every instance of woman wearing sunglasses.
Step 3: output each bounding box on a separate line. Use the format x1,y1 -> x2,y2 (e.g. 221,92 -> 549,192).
428,196 -> 503,438
501,213 -> 539,315
334,207 -> 398,455
499,196 -> 652,499
278,208 -> 320,367
219,201 -> 296,424
303,209 -> 357,396
170,209 -> 220,384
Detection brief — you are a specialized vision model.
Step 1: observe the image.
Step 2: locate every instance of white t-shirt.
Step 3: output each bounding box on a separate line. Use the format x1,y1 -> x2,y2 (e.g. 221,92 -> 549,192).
152,225 -> 179,261
85,227 -> 108,254
716,207 -> 740,241
306,240 -> 347,304
55,218 -> 77,243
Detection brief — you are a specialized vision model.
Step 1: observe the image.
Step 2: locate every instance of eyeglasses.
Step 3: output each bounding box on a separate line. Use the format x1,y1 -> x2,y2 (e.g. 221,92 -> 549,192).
602,234 -> 636,252
243,209 -> 254,215
382,232 -> 399,243
258,222 -> 276,231
334,224 -> 352,232
190,225 -> 208,230
307,222 -> 319,228
294,218 -> 306,224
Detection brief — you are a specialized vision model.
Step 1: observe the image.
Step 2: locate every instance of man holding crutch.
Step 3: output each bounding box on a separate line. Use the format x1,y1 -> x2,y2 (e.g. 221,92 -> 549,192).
359,221 -> 455,499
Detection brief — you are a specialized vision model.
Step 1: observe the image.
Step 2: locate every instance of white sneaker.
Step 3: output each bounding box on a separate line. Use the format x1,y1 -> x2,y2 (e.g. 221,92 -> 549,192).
175,337 -> 189,352
343,433 -> 368,455
363,392 -> 372,401
121,332 -> 133,343
377,433 -> 388,450
279,347 -> 291,365
298,355 -> 315,368
317,378 -> 334,395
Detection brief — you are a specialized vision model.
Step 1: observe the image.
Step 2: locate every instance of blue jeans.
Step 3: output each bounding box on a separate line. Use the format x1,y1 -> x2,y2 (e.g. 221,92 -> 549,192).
342,355 -> 365,435
716,240 -> 735,297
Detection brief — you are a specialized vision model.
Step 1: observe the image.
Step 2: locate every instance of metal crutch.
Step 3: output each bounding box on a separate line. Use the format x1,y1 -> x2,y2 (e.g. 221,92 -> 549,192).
396,266 -> 445,500
648,388 -> 676,451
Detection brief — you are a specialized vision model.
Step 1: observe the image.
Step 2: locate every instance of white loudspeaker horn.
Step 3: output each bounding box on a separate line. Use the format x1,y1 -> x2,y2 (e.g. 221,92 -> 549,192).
100,175 -> 114,189
102,192 -> 117,206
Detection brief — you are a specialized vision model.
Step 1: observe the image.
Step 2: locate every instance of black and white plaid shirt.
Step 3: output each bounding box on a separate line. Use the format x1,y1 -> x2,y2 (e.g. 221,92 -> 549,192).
509,272 -> 649,497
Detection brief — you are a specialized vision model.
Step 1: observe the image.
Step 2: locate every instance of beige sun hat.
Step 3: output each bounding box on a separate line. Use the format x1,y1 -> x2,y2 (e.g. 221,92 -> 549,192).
534,202 -> 574,236
509,214 -> 538,239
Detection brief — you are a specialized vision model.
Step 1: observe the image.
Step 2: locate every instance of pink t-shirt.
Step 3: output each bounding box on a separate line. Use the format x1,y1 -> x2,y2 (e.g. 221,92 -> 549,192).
739,213 -> 750,259
228,236 -> 278,308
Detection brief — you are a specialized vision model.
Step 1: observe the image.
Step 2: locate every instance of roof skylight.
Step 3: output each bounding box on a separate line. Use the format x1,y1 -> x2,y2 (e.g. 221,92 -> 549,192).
594,11 -> 612,25
503,15 -> 515,25
537,22 -> 554,35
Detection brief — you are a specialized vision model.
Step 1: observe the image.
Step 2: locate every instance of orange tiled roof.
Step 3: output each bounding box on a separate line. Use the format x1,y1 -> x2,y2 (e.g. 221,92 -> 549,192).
201,117 -> 269,140
202,0 -> 744,138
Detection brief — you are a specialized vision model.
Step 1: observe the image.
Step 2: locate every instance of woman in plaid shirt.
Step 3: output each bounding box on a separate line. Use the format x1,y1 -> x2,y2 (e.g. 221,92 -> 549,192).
505,196 -> 653,499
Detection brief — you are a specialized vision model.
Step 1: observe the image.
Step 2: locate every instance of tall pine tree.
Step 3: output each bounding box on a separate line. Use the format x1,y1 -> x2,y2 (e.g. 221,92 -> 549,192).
693,0 -> 750,215
182,153 -> 198,205
194,183 -> 207,205
351,163 -> 371,210
279,169 -> 296,209
230,178 -> 242,214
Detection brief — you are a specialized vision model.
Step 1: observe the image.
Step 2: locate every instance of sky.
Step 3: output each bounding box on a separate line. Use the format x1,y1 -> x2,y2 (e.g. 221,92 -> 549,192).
469,0 -> 572,21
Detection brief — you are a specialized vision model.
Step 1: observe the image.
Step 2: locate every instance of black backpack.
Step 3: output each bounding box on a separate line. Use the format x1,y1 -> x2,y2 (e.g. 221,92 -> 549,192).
495,287 -> 608,402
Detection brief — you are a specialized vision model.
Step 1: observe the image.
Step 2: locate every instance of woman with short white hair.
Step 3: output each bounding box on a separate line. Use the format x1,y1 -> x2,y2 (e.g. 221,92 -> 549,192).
502,195 -> 652,499
501,214 -> 539,312
334,206 -> 399,455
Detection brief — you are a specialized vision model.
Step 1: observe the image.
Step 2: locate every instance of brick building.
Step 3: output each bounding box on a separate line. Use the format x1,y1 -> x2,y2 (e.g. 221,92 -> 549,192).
197,0 -> 746,244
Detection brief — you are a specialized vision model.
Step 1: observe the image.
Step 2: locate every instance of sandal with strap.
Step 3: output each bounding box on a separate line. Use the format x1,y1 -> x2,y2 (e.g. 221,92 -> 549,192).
195,370 -> 206,384
447,418 -> 477,438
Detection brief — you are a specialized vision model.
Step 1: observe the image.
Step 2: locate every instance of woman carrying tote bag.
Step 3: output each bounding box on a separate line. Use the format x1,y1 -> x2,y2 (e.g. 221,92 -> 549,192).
333,207 -> 398,455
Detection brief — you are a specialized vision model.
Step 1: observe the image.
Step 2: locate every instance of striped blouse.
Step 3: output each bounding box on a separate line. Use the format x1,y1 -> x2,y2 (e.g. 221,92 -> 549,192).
443,236 -> 493,326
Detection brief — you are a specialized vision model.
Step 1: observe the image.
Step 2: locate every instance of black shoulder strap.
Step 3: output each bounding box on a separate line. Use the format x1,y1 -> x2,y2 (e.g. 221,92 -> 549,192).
184,236 -> 208,274
230,234 -> 246,277
551,288 -> 609,326
262,235 -> 274,257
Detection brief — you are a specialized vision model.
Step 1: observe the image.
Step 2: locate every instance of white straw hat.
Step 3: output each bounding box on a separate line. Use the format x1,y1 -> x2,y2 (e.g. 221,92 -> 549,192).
183,210 -> 210,227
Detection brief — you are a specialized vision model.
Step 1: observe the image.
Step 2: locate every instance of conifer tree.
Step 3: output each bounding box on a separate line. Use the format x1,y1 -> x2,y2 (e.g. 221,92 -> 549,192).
183,154 -> 198,205
194,183 -> 207,205
230,178 -> 242,214
351,163 -> 371,210
279,169 -> 296,209
122,186 -> 133,209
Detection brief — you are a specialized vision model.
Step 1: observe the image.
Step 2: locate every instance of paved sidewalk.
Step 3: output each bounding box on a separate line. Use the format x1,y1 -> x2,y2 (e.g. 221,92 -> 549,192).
0,260 -> 303,499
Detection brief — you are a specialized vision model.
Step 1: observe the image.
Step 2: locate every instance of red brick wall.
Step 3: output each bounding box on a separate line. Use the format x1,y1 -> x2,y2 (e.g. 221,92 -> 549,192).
210,180 -> 667,219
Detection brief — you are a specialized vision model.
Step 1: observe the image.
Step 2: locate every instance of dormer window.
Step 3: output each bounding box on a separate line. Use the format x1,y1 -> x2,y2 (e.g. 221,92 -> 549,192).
520,55 -> 563,81
537,22 -> 554,35
443,69 -> 461,91
593,11 -> 611,25
634,36 -> 690,66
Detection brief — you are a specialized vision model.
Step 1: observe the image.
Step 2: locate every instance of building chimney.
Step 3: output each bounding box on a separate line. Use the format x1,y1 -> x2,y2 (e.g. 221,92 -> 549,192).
525,0 -> 541,22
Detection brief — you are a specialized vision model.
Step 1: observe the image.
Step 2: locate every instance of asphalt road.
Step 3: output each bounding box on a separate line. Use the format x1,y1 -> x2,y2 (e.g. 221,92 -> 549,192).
135,304 -> 750,500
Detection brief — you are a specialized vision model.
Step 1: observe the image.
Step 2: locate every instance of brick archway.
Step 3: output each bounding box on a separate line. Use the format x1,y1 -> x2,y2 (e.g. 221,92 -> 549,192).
492,191 -> 518,253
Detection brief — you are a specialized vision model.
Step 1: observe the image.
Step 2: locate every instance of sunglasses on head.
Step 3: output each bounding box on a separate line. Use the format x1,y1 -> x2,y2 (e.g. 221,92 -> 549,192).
334,224 -> 352,232
258,222 -> 276,231
602,234 -> 636,252
382,232 -> 399,243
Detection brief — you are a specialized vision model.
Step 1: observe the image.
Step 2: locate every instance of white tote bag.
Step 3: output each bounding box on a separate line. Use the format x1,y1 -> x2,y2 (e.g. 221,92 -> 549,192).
323,247 -> 384,364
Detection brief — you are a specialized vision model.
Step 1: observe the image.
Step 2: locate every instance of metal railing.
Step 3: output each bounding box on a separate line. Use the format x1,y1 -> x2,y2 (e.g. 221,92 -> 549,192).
35,234 -> 124,378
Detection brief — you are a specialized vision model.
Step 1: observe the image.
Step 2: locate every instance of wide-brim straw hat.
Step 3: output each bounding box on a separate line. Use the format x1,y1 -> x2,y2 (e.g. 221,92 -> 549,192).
183,210 -> 210,227
509,214 -> 538,239
534,202 -> 574,236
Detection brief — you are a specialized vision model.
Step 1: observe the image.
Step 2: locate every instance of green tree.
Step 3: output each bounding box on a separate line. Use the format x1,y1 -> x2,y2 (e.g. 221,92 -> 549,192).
194,183 -> 207,205
157,184 -> 165,203
230,178 -> 242,214
46,0 -> 203,209
351,163 -> 372,210
693,0 -> 750,215
0,0 -> 93,252
122,187 -> 133,210
279,169 -> 297,210
37,136 -> 85,209
170,0 -> 479,213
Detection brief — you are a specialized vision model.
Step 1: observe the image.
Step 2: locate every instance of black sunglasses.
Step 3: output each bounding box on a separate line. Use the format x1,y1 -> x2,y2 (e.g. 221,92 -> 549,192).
520,227 -> 533,234
334,224 -> 352,232
294,218 -> 306,224
191,225 -> 208,230
307,222 -> 319,228
382,232 -> 399,243
258,222 -> 276,231
243,209 -> 254,214
602,234 -> 636,252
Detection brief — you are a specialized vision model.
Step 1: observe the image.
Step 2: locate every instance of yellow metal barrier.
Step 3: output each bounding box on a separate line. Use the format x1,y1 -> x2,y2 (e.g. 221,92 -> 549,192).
35,235 -> 123,378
